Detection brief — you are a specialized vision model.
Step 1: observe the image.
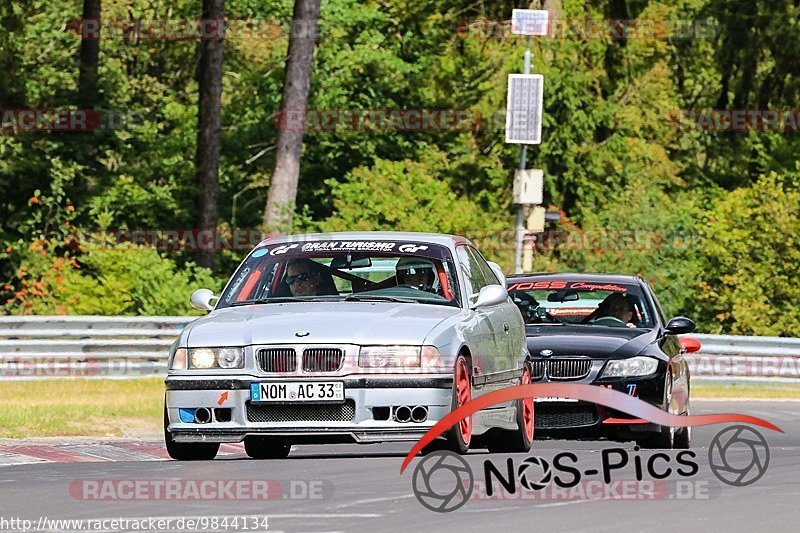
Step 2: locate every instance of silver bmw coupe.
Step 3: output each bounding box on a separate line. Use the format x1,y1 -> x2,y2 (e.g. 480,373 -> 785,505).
164,232 -> 531,459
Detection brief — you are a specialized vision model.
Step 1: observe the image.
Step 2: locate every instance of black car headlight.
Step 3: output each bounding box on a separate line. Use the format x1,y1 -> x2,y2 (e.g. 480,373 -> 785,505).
170,347 -> 245,370
600,356 -> 658,378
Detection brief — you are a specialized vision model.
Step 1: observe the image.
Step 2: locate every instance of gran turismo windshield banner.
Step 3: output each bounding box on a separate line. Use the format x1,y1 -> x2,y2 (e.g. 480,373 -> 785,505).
252,240 -> 453,261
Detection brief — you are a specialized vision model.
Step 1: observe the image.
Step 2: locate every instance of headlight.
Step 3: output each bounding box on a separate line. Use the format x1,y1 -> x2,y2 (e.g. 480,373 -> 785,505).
601,356 -> 659,378
190,348 -> 216,369
217,347 -> 244,369
185,347 -> 245,369
359,346 -> 421,368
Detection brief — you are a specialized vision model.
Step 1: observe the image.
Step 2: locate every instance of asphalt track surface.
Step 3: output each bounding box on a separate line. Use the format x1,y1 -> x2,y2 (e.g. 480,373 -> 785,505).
0,401 -> 799,532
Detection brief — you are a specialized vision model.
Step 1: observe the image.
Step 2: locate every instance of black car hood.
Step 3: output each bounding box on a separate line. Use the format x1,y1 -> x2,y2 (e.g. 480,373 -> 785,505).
525,325 -> 660,359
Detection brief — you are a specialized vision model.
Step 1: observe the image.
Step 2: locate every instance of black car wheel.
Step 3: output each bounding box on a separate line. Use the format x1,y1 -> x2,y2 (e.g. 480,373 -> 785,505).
487,364 -> 534,453
243,437 -> 292,459
674,394 -> 691,449
163,405 -> 220,461
638,374 -> 676,449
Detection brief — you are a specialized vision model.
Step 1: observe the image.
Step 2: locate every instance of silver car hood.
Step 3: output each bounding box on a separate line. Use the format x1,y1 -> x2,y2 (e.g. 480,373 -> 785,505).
186,302 -> 461,347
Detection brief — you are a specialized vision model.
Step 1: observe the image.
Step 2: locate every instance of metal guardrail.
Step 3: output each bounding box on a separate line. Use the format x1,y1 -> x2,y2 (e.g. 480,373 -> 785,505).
0,316 -> 191,379
687,334 -> 800,384
0,317 -> 798,382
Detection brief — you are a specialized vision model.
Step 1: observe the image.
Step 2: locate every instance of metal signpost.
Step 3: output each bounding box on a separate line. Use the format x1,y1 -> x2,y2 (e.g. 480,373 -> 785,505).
506,9 -> 548,274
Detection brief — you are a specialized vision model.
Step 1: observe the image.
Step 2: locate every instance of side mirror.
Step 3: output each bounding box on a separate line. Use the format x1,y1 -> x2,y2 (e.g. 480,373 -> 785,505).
666,316 -> 696,335
190,288 -> 218,311
487,261 -> 506,286
679,337 -> 702,353
471,285 -> 509,310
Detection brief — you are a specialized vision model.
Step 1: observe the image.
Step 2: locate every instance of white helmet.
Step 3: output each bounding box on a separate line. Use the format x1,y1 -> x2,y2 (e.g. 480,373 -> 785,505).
395,257 -> 437,291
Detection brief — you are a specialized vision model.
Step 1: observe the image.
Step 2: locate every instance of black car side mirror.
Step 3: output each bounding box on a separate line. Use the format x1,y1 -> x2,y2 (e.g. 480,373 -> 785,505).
666,316 -> 696,335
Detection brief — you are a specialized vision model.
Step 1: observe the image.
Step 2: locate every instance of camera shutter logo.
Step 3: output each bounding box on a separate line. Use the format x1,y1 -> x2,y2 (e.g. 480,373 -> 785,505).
411,451 -> 473,513
708,425 -> 770,487
517,456 -> 553,491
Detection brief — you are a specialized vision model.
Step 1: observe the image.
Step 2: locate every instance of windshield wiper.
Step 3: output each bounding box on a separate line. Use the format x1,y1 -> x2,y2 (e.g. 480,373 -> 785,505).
344,295 -> 418,304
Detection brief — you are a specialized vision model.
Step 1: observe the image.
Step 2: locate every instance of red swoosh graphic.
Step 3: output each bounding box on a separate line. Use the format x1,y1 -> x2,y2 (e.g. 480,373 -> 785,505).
400,383 -> 782,474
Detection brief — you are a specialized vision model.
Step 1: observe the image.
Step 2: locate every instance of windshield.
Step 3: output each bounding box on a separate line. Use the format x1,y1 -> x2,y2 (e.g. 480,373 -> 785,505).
507,279 -> 655,329
217,240 -> 461,308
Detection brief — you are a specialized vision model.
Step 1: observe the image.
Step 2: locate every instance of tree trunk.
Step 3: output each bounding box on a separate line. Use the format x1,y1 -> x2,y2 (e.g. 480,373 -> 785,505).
195,0 -> 225,270
78,0 -> 101,109
262,0 -> 322,236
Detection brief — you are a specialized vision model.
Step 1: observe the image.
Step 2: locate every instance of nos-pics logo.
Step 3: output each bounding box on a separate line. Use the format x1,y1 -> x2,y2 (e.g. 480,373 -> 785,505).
412,425 -> 771,513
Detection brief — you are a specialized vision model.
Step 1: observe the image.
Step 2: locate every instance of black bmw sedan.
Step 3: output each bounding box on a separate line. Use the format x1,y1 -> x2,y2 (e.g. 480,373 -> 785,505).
506,273 -> 698,449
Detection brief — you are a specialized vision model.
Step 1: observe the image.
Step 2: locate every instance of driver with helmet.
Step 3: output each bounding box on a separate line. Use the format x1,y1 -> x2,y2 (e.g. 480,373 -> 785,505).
395,257 -> 438,293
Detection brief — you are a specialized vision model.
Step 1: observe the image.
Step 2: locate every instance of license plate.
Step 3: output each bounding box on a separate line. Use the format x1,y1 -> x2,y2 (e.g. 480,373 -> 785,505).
250,381 -> 344,403
536,397 -> 579,403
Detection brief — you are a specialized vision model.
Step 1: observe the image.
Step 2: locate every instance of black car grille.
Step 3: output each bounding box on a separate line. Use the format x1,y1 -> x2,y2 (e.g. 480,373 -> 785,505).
530,360 -> 546,380
535,403 -> 598,428
246,400 -> 356,423
257,348 -> 297,373
546,358 -> 592,380
302,348 -> 345,372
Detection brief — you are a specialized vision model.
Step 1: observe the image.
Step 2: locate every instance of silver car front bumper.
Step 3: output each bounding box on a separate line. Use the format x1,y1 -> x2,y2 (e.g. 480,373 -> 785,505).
165,375 -> 453,444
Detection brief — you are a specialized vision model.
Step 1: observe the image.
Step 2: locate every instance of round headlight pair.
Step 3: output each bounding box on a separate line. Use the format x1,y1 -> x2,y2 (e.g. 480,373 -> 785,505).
188,347 -> 244,369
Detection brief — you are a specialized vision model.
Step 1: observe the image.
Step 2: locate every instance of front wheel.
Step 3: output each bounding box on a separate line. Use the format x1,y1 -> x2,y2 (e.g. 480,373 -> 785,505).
637,374 -> 676,449
163,406 -> 219,460
445,355 -> 472,454
674,397 -> 691,449
487,364 -> 534,453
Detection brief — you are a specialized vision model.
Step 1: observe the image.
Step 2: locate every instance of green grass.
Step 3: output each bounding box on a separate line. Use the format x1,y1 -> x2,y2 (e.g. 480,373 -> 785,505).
0,378 -> 798,438
693,381 -> 800,400
0,378 -> 163,438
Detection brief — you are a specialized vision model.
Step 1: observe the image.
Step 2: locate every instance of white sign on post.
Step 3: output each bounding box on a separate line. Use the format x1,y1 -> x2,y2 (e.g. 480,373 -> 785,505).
511,9 -> 549,36
513,169 -> 543,206
505,74 -> 544,145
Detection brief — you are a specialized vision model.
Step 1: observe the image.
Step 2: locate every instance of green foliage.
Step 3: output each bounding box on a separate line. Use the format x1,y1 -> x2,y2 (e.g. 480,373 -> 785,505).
694,171 -> 800,336
319,146 -> 509,234
5,236 -> 221,316
1,0 -> 798,332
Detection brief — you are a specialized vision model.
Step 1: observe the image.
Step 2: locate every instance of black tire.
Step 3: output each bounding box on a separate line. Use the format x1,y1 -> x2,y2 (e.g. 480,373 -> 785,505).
445,355 -> 472,454
244,437 -> 292,459
163,406 -> 220,461
674,397 -> 691,449
637,375 -> 675,449
420,439 -> 449,455
487,364 -> 534,453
